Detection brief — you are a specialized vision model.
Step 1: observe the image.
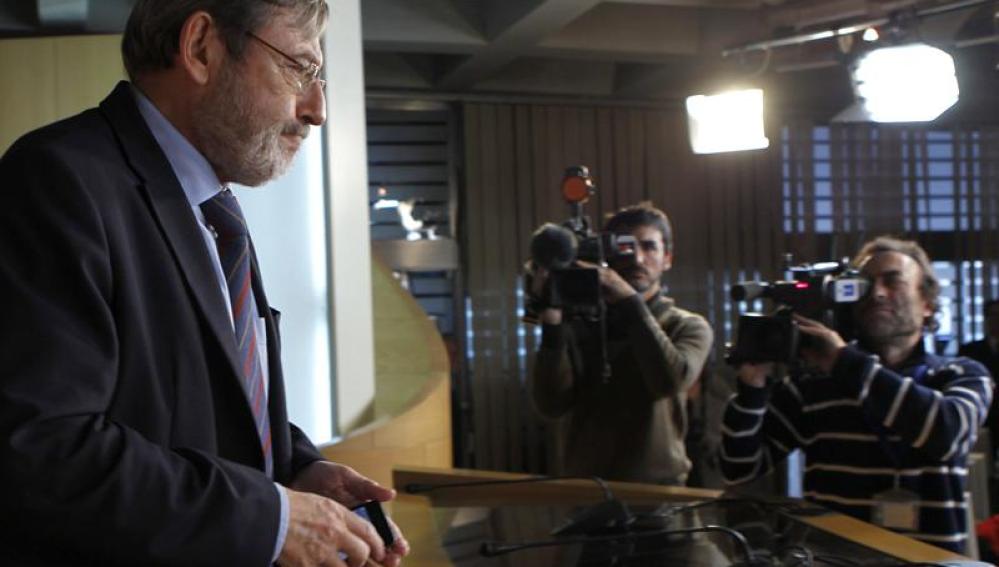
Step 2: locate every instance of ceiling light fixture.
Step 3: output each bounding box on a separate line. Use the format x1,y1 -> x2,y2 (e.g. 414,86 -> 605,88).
685,89 -> 770,154
723,0 -> 992,57
834,43 -> 960,122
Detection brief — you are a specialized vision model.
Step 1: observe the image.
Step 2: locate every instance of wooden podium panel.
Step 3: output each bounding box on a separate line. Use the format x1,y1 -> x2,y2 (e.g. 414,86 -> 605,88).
395,465 -> 722,507
798,514 -> 964,564
391,466 -> 973,566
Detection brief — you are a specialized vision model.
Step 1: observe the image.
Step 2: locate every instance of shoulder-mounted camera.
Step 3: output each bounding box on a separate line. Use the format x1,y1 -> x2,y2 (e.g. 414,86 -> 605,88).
726,257 -> 870,365
524,166 -> 636,322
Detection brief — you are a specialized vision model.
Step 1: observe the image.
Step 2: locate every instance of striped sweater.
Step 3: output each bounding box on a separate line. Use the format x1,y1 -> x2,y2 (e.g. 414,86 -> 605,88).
721,342 -> 993,553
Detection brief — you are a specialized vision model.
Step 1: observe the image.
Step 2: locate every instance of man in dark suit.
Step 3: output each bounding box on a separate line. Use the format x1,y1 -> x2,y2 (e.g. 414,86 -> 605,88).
960,299 -> 999,458
0,1 -> 408,565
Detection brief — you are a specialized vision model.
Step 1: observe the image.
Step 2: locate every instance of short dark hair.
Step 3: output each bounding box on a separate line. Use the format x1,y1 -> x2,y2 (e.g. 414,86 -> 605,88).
603,202 -> 674,253
851,236 -> 940,332
121,0 -> 328,81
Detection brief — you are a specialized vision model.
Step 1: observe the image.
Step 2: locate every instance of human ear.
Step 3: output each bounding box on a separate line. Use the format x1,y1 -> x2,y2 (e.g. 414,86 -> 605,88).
176,11 -> 223,86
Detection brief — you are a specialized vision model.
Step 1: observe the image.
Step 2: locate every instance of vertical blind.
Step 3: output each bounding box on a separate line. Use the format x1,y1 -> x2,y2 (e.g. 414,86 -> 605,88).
460,103 -> 783,472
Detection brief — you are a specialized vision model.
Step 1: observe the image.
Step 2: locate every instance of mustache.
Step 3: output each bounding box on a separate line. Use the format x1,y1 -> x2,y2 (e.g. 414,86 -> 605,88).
860,296 -> 902,314
282,123 -> 310,139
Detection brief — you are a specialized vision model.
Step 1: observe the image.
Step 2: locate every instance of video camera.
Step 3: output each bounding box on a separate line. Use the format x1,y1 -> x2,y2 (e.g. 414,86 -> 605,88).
726,257 -> 869,365
524,166 -> 637,322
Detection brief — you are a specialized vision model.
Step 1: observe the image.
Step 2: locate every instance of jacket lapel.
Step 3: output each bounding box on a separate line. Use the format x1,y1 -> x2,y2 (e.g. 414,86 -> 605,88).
98,82 -> 247,402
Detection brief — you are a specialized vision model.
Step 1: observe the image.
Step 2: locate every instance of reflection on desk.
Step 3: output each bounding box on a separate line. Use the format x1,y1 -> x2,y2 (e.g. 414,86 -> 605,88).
432,500 -> 919,566
392,466 -> 973,567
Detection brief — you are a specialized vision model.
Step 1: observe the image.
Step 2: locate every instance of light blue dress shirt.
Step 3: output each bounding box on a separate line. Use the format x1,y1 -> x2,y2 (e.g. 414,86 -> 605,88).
133,86 -> 289,563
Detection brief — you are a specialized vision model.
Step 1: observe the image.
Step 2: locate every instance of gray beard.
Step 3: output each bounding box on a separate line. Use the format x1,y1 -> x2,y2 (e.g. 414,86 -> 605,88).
856,313 -> 921,347
192,67 -> 293,187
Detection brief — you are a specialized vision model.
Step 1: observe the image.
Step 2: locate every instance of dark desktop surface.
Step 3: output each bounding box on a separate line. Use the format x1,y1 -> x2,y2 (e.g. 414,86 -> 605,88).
431,498 -> 911,567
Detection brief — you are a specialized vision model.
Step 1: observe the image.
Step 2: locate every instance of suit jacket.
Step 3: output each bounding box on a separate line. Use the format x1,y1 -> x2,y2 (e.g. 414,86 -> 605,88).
0,82 -> 324,566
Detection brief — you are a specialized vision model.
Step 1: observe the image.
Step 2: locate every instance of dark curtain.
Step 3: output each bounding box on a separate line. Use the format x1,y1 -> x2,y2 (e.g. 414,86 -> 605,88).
459,102 -> 782,473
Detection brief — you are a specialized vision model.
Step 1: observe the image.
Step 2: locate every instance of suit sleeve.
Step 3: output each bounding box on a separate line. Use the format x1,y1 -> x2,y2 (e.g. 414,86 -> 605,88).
0,143 -> 280,566
290,422 -> 325,475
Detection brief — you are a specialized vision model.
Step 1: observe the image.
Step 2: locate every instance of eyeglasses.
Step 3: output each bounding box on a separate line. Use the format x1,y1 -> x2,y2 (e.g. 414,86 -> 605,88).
246,32 -> 326,93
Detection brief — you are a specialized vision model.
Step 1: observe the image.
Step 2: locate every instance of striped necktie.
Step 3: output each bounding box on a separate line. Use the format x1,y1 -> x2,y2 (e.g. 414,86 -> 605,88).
201,188 -> 273,477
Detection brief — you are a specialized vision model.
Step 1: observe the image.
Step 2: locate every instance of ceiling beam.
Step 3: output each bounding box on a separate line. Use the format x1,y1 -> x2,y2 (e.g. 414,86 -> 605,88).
36,0 -> 87,27
86,0 -> 134,32
540,3 -> 701,56
612,59 -> 708,98
437,0 -> 602,90
362,0 -> 485,53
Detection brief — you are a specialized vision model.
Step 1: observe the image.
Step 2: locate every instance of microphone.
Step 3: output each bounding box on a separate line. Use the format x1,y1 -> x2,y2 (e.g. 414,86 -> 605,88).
530,222 -> 577,270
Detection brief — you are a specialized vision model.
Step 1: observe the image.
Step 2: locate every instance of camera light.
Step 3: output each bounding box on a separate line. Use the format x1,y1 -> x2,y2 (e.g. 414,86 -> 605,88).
839,43 -> 959,123
685,89 -> 770,154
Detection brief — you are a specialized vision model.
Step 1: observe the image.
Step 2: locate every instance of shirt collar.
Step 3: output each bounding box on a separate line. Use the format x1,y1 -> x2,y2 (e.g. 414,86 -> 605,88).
132,84 -> 223,207
895,337 -> 929,370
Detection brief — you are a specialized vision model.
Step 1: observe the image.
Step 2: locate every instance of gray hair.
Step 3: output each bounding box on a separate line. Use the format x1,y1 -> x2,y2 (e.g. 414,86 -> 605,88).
851,236 -> 941,332
121,0 -> 328,80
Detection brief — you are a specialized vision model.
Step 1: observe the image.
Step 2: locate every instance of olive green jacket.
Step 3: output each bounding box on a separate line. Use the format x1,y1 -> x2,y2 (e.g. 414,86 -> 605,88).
530,293 -> 713,485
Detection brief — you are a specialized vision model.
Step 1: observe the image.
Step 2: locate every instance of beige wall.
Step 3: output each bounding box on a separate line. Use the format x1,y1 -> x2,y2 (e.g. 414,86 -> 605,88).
0,34 -> 124,153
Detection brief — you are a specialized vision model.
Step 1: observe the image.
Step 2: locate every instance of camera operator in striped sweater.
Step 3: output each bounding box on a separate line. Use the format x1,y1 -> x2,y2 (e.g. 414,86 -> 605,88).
721,236 -> 993,554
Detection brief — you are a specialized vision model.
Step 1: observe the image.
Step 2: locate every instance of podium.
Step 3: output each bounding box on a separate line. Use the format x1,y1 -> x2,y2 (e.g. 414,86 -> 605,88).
391,466 -> 975,566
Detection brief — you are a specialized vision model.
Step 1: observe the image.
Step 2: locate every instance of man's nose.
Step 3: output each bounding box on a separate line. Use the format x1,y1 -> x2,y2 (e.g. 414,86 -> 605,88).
871,278 -> 889,298
298,82 -> 326,126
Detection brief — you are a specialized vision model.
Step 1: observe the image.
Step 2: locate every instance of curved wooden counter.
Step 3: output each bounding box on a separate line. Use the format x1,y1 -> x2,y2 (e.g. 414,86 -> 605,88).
320,256 -> 453,490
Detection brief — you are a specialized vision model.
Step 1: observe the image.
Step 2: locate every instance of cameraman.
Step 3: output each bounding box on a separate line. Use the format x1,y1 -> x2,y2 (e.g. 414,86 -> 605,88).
721,237 -> 993,553
528,203 -> 713,485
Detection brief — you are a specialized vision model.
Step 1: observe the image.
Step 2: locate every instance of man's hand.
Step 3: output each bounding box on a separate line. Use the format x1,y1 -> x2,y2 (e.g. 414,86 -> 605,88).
793,314 -> 847,375
290,462 -> 410,566
737,362 -> 774,388
278,489 -> 385,567
290,461 -> 393,507
528,265 -> 563,325
576,260 -> 636,303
